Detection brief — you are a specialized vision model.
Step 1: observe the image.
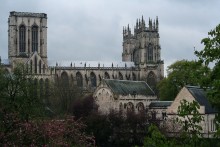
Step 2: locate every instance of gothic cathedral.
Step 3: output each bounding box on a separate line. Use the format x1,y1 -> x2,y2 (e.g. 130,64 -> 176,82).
2,11 -> 164,92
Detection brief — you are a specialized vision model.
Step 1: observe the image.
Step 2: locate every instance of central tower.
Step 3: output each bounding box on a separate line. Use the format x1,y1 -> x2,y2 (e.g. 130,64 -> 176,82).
122,16 -> 164,90
122,16 -> 161,65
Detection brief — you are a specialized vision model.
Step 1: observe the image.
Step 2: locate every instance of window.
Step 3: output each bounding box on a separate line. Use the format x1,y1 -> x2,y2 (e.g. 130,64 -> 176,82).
32,26 -> 38,52
76,72 -> 83,87
119,72 -> 123,80
39,60 -> 41,74
147,44 -> 153,61
43,64 -> 45,74
90,72 -> 97,87
30,60 -> 33,73
34,56 -> 37,74
19,25 -> 26,53
132,73 -> 136,81
162,112 -> 167,120
104,72 -> 110,79
147,71 -> 156,90
211,119 -> 216,132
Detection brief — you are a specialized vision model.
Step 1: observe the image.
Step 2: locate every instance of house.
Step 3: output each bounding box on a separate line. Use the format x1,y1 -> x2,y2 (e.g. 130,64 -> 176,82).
167,86 -> 218,138
93,79 -> 157,114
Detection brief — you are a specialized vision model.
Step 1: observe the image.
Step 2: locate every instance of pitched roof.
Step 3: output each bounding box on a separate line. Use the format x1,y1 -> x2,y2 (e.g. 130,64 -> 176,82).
104,79 -> 155,96
186,86 -> 217,114
149,101 -> 172,108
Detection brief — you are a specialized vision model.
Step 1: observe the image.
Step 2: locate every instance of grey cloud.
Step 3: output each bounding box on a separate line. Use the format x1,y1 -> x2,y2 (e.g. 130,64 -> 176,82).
1,0 -> 220,74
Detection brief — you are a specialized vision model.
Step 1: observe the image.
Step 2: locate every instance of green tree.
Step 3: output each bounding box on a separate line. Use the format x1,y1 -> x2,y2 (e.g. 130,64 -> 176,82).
0,64 -> 45,144
143,124 -> 174,147
195,24 -> 220,136
157,60 -> 210,101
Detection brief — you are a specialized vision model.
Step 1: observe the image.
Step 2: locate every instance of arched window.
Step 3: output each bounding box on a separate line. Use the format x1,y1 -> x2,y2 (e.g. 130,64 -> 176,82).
76,72 -> 83,87
39,60 -> 41,74
133,50 -> 139,64
30,60 -> 33,73
119,72 -> 123,80
104,72 -> 110,79
147,44 -> 153,61
90,72 -> 97,87
136,102 -> 145,112
127,102 -> 134,112
34,56 -> 37,74
147,71 -> 156,90
43,64 -> 45,74
132,72 -> 136,81
19,25 -> 26,53
32,26 -> 38,52
61,72 -> 69,87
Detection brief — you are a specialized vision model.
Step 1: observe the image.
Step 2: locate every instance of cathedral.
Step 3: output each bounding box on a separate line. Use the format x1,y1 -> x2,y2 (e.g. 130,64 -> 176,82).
2,11 -> 217,136
1,11 -> 164,92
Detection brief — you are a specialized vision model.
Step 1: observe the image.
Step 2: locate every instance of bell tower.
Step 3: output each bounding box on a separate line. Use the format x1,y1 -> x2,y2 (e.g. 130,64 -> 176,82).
122,16 -> 164,90
8,11 -> 48,65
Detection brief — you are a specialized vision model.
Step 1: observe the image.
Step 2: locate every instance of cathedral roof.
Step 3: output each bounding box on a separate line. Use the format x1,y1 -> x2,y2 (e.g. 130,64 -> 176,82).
104,79 -> 155,96
48,60 -> 135,68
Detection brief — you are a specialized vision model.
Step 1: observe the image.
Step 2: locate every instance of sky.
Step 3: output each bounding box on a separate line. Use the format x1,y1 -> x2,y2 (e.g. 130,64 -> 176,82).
1,0 -> 220,74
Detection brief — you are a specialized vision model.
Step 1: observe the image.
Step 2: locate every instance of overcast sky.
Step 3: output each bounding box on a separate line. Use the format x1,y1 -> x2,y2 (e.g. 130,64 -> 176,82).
1,0 -> 220,74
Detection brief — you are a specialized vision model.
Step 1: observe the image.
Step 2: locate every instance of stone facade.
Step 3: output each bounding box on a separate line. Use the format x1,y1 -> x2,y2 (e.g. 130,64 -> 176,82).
167,86 -> 217,138
1,11 -> 164,92
93,79 -> 157,114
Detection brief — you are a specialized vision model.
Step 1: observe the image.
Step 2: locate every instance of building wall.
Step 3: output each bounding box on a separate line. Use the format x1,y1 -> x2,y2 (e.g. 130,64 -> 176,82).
167,87 -> 216,138
94,85 -> 157,114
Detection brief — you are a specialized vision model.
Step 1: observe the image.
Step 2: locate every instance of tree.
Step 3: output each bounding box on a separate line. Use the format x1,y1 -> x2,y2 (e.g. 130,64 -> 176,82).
195,24 -> 220,136
195,24 -> 220,65
143,124 -> 174,147
0,64 -> 45,144
157,60 -> 210,101
48,74 -> 84,114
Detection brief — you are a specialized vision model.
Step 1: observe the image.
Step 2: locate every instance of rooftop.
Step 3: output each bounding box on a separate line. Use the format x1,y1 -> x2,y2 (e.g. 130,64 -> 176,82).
186,86 -> 217,114
104,79 -> 155,96
149,101 -> 173,108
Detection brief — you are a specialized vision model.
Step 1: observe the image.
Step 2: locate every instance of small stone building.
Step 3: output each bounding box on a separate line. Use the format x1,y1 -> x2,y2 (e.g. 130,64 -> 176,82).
167,86 -> 218,138
93,79 -> 157,114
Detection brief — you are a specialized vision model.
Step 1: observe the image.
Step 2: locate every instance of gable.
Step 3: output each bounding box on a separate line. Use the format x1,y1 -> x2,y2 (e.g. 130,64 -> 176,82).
167,87 -> 200,114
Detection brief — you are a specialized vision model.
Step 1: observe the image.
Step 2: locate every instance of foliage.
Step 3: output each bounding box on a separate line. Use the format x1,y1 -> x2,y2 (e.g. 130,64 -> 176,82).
157,60 -> 210,101
0,64 -> 45,121
176,99 -> 204,146
0,65 -> 94,146
49,75 -> 83,114
143,124 -> 174,147
195,24 -> 220,136
195,24 -> 220,65
0,115 -> 95,146
85,110 -> 156,146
